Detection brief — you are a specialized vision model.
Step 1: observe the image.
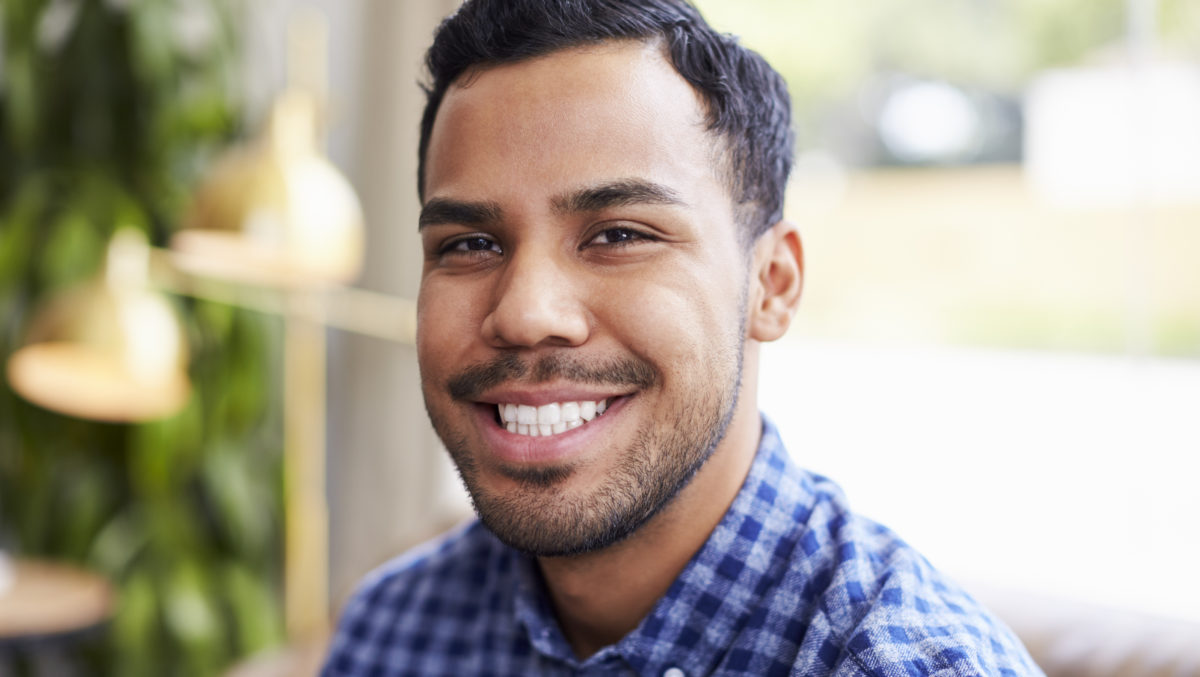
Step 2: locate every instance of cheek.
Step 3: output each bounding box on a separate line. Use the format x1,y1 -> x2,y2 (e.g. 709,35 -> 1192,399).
416,279 -> 478,379
596,272 -> 740,370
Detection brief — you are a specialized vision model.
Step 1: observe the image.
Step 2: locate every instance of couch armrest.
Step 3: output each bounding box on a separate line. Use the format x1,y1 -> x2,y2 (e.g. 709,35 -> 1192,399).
969,583 -> 1200,677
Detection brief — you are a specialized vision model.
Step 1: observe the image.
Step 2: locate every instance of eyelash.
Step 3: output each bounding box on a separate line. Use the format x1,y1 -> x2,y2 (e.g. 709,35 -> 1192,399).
588,226 -> 651,247
436,226 -> 655,258
438,235 -> 501,256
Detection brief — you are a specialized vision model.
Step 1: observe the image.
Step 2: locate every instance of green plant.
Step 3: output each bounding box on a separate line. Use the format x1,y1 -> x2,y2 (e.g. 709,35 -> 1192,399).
1,1 -> 285,674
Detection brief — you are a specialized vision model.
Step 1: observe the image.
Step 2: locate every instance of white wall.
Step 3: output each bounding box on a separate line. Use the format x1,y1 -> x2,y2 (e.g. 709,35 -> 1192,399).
760,339 -> 1200,623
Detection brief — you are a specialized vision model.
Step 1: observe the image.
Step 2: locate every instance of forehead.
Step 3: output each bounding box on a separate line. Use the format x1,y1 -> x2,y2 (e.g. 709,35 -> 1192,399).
423,41 -> 729,213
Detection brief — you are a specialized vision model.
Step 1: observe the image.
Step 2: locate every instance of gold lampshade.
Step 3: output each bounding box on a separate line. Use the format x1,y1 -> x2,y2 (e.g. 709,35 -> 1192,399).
171,90 -> 365,288
6,230 -> 191,422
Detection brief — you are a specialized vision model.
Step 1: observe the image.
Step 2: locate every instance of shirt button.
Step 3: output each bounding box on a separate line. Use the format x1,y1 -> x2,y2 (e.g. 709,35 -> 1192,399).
663,668 -> 686,677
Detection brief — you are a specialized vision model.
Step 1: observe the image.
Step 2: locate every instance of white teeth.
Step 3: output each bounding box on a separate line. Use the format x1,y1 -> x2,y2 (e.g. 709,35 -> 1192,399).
497,398 -> 611,437
537,403 -> 560,425
561,402 -> 579,421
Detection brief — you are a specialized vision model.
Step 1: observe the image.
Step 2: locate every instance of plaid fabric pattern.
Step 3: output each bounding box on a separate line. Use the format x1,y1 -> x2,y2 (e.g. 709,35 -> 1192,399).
323,417 -> 1043,676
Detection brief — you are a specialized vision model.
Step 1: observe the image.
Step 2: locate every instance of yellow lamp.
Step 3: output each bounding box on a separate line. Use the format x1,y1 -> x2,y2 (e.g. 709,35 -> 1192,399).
6,229 -> 190,422
171,89 -> 364,288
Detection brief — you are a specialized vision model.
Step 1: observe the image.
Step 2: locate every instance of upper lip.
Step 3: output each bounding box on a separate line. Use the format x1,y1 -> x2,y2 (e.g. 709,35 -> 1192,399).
472,384 -> 634,407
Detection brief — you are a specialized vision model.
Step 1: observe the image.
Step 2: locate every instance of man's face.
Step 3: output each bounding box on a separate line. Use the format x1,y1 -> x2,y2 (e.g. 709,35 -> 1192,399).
417,41 -> 752,556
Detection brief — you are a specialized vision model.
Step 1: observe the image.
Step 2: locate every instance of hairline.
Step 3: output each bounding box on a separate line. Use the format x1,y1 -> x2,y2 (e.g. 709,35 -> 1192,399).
420,36 -> 763,249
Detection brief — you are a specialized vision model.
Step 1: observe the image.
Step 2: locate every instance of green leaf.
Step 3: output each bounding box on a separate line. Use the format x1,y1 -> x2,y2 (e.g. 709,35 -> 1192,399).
0,175 -> 52,284
60,456 -> 117,559
3,51 -> 38,151
201,441 -> 272,554
129,419 -> 179,499
111,570 -> 162,677
165,560 -> 228,676
38,204 -> 104,290
90,507 -> 149,576
223,562 -> 285,653
130,1 -> 175,88
164,562 -> 219,645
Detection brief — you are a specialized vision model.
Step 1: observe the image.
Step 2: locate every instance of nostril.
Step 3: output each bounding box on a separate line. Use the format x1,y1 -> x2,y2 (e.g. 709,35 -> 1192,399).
482,266 -> 591,349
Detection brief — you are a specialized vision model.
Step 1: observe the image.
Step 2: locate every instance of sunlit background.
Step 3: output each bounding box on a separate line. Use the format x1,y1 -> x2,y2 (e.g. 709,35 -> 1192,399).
1,0 -> 1198,675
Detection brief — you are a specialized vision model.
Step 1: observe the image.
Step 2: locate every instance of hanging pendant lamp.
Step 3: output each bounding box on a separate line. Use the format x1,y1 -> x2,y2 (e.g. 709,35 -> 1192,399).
6,229 -> 191,422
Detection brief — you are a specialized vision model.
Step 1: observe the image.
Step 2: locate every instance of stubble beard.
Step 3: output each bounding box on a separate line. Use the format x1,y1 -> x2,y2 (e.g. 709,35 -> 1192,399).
425,345 -> 743,558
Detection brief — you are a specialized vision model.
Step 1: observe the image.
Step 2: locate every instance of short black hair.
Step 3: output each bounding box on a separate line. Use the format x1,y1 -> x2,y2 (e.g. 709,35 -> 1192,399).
417,0 -> 794,241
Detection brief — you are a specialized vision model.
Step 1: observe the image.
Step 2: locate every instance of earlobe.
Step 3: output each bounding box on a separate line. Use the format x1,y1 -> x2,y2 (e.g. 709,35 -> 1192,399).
748,220 -> 804,342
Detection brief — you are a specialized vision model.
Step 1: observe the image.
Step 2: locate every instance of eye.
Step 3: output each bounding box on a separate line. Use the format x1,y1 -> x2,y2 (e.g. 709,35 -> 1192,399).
440,235 -> 502,256
587,226 -> 653,247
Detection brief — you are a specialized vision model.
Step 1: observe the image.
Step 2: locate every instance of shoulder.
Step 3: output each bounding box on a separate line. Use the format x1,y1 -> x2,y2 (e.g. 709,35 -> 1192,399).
791,484 -> 1042,675
322,520 -> 515,675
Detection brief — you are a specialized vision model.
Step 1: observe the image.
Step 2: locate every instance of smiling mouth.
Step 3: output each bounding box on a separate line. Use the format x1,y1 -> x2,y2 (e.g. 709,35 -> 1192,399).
491,399 -> 611,438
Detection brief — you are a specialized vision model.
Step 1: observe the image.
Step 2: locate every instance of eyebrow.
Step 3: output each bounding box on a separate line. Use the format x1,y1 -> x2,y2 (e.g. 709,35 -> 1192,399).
418,178 -> 685,230
553,179 -> 686,214
418,198 -> 503,230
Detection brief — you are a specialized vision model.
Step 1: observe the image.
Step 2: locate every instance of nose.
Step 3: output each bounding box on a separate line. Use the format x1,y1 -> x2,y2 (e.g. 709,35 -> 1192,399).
481,250 -> 591,348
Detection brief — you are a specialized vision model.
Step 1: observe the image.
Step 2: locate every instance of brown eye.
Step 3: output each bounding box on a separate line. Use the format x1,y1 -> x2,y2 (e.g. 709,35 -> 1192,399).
442,235 -> 501,255
589,227 -> 650,246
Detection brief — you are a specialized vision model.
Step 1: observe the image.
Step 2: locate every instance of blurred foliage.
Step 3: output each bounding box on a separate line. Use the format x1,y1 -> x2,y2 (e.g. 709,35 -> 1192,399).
1,0 -> 284,675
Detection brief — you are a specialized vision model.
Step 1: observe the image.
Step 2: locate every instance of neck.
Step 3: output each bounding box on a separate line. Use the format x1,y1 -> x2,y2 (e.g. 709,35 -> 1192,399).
537,397 -> 762,659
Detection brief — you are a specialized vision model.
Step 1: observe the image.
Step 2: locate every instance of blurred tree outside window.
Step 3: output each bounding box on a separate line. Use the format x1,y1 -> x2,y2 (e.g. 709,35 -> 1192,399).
1,1 -> 285,675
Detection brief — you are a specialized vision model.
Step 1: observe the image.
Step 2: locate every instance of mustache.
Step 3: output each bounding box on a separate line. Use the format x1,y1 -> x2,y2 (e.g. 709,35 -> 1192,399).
448,353 -> 658,401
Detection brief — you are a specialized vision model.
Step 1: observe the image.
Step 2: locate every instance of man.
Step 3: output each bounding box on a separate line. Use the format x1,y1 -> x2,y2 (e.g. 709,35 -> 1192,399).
324,1 -> 1042,675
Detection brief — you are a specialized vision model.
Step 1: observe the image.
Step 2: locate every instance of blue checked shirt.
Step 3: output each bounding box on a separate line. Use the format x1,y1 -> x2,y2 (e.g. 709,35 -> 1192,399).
323,417 -> 1043,676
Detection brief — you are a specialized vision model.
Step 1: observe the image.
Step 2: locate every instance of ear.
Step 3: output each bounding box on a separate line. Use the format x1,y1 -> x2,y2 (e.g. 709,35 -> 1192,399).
748,220 -> 804,342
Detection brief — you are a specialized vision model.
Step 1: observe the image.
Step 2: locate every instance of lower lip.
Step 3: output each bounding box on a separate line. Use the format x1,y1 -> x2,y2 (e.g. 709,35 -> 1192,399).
474,396 -> 630,465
